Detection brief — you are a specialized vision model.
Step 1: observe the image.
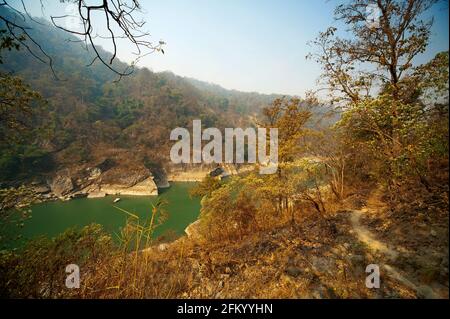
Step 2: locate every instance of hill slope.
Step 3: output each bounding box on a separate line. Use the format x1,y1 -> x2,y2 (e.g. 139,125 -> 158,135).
0,7 -> 285,185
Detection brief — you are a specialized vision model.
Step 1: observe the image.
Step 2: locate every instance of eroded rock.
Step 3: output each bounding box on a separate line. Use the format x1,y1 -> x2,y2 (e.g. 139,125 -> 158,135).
50,175 -> 74,197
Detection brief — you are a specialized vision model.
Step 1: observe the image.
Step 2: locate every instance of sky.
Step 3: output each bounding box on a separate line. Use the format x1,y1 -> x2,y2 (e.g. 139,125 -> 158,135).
16,0 -> 450,96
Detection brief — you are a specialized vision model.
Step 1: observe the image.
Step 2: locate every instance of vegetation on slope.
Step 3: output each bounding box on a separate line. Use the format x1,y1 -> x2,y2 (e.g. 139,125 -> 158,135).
0,0 -> 448,299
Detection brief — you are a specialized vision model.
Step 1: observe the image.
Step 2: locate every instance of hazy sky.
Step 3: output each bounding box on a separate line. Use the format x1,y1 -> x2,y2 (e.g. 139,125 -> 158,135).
17,0 -> 450,96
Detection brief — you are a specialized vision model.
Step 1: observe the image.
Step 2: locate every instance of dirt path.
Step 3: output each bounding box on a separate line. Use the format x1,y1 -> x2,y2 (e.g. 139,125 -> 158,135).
349,210 -> 443,299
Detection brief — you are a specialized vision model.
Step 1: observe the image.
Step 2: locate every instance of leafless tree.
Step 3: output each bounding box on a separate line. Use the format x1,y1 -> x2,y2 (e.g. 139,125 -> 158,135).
0,0 -> 164,80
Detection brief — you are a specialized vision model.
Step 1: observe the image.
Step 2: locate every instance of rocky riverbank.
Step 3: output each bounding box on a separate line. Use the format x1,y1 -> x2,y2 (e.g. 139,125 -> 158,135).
166,163 -> 251,182
23,161 -> 253,204
28,159 -> 159,202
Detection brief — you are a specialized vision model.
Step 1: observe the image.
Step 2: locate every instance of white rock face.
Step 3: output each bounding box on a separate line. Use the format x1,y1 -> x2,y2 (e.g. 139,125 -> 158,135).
87,191 -> 106,198
100,177 -> 158,196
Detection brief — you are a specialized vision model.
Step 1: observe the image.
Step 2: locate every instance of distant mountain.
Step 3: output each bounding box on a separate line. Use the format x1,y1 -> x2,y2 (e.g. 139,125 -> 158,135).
0,7 -> 284,181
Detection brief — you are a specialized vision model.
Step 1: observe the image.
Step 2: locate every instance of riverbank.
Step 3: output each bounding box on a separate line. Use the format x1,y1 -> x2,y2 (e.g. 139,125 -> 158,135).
24,163 -> 252,204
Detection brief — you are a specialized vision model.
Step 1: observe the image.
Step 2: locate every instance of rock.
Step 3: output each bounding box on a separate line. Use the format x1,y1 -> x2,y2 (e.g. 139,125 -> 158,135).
331,247 -> 341,255
166,164 -> 223,182
87,191 -> 106,198
99,168 -> 157,196
185,220 -> 202,239
154,171 -> 170,188
71,192 -> 87,199
430,230 -> 437,237
285,266 -> 302,278
50,175 -> 74,197
87,167 -> 102,180
33,185 -> 51,194
101,177 -> 158,196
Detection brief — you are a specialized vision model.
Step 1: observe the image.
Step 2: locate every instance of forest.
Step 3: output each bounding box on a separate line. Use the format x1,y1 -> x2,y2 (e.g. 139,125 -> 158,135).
0,0 -> 448,300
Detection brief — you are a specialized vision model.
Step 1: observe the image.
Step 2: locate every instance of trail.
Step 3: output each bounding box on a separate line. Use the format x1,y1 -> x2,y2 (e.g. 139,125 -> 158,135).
349,210 -> 443,299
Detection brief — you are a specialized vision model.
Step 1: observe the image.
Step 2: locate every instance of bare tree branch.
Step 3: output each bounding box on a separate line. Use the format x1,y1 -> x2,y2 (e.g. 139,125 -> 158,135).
0,0 -> 164,80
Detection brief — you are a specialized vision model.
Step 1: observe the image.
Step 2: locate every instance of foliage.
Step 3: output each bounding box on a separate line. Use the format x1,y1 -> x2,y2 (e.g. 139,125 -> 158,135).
0,223 -> 113,298
189,175 -> 223,199
0,10 -> 282,181
308,0 -> 438,105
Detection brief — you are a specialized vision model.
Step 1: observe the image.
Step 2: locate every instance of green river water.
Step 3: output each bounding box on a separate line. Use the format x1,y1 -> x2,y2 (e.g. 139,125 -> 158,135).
10,182 -> 200,247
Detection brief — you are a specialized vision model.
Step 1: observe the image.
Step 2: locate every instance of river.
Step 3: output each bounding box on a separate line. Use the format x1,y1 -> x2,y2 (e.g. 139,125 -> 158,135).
9,182 -> 200,247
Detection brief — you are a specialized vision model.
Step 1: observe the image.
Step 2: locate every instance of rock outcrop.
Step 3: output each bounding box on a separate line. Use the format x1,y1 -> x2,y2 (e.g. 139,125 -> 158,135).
185,220 -> 202,239
87,191 -> 106,198
100,177 -> 158,196
166,163 -> 250,182
153,170 -> 170,188
86,167 -> 160,196
49,174 -> 74,197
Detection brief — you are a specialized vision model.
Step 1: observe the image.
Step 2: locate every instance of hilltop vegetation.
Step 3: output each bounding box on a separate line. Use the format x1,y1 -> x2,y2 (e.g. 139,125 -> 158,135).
0,0 -> 448,299
0,7 -> 287,184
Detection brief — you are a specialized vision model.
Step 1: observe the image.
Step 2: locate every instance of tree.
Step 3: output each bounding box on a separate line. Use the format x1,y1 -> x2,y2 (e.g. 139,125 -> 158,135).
308,0 -> 439,105
0,0 -> 164,78
0,29 -> 50,181
259,97 -> 318,221
189,175 -> 222,199
309,0 -> 447,196
0,74 -> 43,144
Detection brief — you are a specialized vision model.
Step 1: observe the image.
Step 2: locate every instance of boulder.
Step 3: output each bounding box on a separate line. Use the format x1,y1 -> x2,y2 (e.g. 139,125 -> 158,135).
50,175 -> 74,197
154,172 -> 170,188
101,170 -> 149,187
33,185 -> 51,194
100,177 -> 158,196
87,191 -> 106,198
71,192 -> 88,199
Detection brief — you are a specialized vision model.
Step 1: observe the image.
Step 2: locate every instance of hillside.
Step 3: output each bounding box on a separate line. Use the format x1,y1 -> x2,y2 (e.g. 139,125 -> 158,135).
0,7 -> 287,190
0,1 -> 447,301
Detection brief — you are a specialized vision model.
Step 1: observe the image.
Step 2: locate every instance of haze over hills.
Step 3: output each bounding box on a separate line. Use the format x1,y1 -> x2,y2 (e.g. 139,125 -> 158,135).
0,7 -> 293,185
